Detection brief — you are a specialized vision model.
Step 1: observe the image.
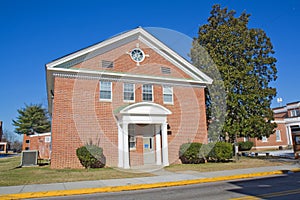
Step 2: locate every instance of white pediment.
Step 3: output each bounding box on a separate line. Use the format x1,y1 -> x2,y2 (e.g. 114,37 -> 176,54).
120,102 -> 172,116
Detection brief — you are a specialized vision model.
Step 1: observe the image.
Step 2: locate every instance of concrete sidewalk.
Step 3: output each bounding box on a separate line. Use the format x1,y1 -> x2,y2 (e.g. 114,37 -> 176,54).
0,164 -> 299,199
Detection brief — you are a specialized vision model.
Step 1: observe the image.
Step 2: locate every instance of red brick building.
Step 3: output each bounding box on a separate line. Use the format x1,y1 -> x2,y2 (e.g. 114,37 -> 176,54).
46,27 -> 212,169
242,101 -> 300,150
22,132 -> 51,159
0,121 -> 8,153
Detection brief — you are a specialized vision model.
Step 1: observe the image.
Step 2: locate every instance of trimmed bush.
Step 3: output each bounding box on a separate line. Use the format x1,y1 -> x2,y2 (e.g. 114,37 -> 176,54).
212,142 -> 233,161
76,145 -> 106,169
199,143 -> 215,162
238,141 -> 254,151
179,143 -> 205,164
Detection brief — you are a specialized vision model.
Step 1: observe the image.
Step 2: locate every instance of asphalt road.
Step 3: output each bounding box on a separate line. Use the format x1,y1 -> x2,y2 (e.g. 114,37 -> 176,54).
31,173 -> 300,200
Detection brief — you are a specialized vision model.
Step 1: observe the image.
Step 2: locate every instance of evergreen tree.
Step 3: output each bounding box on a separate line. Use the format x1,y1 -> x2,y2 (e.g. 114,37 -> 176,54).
12,104 -> 51,134
191,4 -> 277,142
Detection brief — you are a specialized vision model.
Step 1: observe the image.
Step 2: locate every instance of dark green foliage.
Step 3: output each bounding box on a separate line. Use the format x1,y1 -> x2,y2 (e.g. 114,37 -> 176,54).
212,142 -> 233,161
76,145 -> 105,169
191,4 -> 277,141
199,142 -> 215,162
238,141 -> 254,151
179,143 -> 205,164
179,142 -> 233,164
12,104 -> 51,134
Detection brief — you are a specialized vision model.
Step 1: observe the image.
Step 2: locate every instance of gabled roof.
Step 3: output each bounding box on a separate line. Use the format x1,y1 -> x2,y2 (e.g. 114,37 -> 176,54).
46,27 -> 213,114
46,27 -> 212,84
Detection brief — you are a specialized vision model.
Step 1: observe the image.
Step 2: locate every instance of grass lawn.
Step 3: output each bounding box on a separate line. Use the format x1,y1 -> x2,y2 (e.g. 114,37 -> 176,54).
0,155 -> 293,186
0,155 -> 153,186
165,157 -> 292,172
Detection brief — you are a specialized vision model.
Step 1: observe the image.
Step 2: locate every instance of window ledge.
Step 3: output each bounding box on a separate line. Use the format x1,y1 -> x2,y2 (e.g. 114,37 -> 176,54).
164,102 -> 174,105
124,100 -> 135,103
100,99 -> 112,102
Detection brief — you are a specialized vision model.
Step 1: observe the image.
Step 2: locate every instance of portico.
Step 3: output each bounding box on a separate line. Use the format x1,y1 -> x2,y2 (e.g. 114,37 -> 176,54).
116,102 -> 171,169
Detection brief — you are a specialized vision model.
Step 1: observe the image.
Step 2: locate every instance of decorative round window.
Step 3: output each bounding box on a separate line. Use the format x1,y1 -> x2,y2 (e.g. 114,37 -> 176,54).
130,48 -> 145,63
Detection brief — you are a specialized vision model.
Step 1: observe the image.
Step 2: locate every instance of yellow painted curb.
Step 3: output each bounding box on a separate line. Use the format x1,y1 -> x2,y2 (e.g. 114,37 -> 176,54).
0,169 -> 299,200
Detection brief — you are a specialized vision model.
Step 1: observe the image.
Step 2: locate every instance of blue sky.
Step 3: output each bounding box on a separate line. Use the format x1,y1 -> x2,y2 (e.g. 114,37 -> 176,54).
0,0 -> 299,134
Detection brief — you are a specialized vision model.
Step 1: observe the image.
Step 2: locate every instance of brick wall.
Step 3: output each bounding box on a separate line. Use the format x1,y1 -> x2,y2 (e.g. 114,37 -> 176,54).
50,41 -> 208,169
22,134 -> 51,159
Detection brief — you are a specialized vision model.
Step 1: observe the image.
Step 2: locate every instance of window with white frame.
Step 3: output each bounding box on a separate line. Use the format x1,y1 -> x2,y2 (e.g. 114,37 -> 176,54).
290,110 -> 300,117
128,124 -> 136,150
123,83 -> 135,102
45,136 -> 51,143
262,136 -> 268,142
276,130 -> 281,141
163,86 -> 173,104
100,81 -> 112,101
142,84 -> 153,101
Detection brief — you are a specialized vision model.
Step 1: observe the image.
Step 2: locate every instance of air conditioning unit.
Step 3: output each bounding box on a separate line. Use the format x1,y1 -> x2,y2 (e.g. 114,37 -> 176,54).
21,150 -> 38,166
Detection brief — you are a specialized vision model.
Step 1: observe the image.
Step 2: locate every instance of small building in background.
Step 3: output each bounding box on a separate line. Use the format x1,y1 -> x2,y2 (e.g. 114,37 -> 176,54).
22,132 -> 51,159
0,121 -> 8,153
242,101 -> 300,151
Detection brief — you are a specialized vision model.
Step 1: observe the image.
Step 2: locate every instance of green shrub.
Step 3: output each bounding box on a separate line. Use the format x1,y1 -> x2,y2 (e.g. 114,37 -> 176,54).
76,145 -> 106,169
212,142 -> 233,161
199,143 -> 215,162
238,141 -> 254,151
179,143 -> 205,164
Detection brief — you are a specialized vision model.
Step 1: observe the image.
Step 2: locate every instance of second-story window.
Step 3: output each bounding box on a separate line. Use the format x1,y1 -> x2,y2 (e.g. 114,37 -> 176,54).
163,86 -> 173,104
100,81 -> 112,101
142,84 -> 153,101
291,110 -> 300,117
124,83 -> 134,102
276,130 -> 281,141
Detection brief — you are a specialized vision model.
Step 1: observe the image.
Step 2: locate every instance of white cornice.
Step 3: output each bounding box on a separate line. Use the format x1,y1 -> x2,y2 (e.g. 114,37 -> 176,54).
287,102 -> 300,110
284,117 -> 300,124
46,27 -> 212,84
137,30 -> 213,84
29,132 -> 51,137
46,29 -> 141,68
50,68 -> 207,88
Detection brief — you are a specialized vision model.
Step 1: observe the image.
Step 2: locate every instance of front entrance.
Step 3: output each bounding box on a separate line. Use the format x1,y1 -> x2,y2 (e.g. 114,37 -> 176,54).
143,136 -> 155,164
117,102 -> 171,168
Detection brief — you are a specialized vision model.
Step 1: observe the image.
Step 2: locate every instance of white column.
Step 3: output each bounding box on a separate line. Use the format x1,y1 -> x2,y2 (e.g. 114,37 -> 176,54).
117,123 -> 123,168
286,126 -> 292,145
123,123 -> 130,169
155,125 -> 162,165
161,122 -> 169,166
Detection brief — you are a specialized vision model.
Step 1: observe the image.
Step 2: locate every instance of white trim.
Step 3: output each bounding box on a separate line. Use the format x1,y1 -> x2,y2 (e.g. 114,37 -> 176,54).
46,27 -> 212,84
48,67 -> 207,84
163,85 -> 173,105
99,81 -> 112,102
273,107 -> 287,113
117,102 -> 171,168
161,122 -> 169,166
287,102 -> 300,110
275,130 -> 282,142
142,84 -> 154,102
123,83 -> 135,103
51,70 -> 206,88
120,102 -> 172,116
262,136 -> 268,142
28,132 -> 51,137
46,29 -> 142,68
137,31 -> 213,84
117,124 -> 124,168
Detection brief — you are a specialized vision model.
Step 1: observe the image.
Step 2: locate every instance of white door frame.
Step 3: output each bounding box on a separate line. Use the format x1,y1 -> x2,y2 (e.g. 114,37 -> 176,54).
116,102 -> 171,169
